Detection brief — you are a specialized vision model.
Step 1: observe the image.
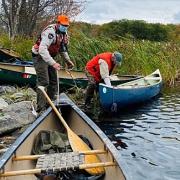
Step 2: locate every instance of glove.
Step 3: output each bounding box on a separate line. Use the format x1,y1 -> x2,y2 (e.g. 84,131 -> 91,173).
53,63 -> 61,70
104,77 -> 112,86
66,60 -> 74,70
60,52 -> 74,70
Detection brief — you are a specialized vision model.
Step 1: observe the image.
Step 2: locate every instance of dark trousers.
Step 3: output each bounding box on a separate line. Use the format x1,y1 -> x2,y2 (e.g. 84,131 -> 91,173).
33,56 -> 58,112
85,72 -> 99,105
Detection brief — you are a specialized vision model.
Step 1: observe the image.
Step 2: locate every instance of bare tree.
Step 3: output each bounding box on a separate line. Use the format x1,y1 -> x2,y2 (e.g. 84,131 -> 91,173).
47,0 -> 85,18
0,0 -> 86,39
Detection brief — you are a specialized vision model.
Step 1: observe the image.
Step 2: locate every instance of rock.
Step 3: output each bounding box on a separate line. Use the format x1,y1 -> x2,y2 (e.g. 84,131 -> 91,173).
10,92 -> 24,101
0,115 -> 19,135
27,88 -> 36,97
0,86 -> 36,104
0,101 -> 35,135
0,148 -> 9,155
0,98 -> 8,110
0,86 -> 16,95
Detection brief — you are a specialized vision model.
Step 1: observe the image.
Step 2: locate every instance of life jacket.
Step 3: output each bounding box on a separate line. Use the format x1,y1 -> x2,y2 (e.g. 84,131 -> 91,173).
33,24 -> 68,57
86,52 -> 115,82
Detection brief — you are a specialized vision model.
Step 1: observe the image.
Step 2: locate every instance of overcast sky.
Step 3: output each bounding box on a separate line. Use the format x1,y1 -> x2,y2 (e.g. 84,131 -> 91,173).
75,0 -> 180,24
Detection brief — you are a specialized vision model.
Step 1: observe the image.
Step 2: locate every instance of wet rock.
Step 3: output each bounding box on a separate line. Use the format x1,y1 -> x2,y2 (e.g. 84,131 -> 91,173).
0,101 -> 35,135
1,87 -> 36,104
0,148 -> 9,155
27,88 -> 36,97
0,86 -> 16,95
0,98 -> 8,110
10,92 -> 24,101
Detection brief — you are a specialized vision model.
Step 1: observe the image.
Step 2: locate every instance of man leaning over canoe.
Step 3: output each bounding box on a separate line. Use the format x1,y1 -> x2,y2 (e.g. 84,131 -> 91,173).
84,52 -> 123,109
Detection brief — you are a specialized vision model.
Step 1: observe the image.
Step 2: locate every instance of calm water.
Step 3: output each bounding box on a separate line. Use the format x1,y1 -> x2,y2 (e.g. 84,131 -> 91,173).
97,89 -> 180,180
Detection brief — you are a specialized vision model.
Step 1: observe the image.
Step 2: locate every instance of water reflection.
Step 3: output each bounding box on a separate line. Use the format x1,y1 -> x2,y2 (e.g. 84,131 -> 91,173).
97,90 -> 180,180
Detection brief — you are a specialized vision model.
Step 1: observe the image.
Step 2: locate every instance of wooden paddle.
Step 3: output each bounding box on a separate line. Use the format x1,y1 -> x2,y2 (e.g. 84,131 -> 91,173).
38,86 -> 105,175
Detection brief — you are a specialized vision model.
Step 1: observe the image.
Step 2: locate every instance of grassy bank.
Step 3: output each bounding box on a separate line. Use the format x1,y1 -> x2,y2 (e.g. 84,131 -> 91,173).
0,32 -> 179,86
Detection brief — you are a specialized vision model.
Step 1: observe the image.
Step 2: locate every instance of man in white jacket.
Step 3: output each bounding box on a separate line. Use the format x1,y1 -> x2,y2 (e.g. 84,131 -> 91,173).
32,15 -> 74,113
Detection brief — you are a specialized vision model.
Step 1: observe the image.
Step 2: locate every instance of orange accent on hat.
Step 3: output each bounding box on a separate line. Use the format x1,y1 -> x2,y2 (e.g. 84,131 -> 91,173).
57,15 -> 70,26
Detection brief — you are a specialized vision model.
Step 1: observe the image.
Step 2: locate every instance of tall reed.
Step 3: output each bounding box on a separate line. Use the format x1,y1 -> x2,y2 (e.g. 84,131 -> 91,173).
0,32 -> 179,86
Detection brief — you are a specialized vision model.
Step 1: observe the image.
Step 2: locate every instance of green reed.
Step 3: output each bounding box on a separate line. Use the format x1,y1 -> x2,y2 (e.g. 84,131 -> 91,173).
0,32 -> 179,86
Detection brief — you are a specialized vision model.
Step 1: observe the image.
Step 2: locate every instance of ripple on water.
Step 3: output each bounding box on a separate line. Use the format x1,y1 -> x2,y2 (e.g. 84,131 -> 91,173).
98,91 -> 180,180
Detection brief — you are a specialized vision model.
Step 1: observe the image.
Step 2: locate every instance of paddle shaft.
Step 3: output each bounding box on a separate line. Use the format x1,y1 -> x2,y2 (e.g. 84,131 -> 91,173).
39,87 -> 69,130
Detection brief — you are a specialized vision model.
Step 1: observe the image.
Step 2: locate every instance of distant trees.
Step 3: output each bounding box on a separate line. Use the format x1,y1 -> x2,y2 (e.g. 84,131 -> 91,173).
69,20 -> 179,42
97,19 -> 172,42
0,0 -> 85,39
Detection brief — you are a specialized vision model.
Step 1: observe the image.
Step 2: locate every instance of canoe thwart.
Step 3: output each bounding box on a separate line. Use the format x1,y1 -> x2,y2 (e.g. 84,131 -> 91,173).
0,151 -> 115,177
144,77 -> 161,80
0,162 -> 115,177
13,149 -> 107,161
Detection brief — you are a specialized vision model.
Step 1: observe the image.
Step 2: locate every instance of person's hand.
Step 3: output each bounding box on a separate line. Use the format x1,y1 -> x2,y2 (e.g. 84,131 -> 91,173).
67,60 -> 74,70
53,63 -> 61,70
104,77 -> 112,86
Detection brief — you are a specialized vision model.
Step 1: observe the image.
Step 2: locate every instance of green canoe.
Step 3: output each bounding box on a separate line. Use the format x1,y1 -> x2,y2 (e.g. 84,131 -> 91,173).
0,62 -> 142,88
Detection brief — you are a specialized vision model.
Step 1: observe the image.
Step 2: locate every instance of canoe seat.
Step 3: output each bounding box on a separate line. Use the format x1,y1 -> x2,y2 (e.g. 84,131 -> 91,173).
36,152 -> 84,172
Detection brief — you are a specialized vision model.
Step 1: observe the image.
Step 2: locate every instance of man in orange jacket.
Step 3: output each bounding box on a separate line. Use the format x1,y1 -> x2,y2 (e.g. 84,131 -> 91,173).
84,51 -> 123,107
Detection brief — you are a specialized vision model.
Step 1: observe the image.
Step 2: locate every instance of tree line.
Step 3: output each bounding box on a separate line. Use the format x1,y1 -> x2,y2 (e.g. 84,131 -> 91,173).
70,20 -> 180,43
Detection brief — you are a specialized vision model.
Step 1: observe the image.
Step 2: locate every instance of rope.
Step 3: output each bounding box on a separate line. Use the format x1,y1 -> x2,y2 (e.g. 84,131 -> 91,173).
56,70 -> 60,104
111,86 -> 117,112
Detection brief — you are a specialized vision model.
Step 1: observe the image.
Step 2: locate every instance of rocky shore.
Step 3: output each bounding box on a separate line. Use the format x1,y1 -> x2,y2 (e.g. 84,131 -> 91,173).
0,85 -> 37,155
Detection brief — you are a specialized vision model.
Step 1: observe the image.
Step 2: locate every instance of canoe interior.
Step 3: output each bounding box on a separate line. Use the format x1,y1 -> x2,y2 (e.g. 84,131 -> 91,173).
116,77 -> 160,88
116,69 -> 162,88
0,99 -> 126,180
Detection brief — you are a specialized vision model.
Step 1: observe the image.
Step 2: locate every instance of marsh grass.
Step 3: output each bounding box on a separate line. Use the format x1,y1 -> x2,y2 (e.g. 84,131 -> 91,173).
0,32 -> 179,86
0,34 -> 33,60
70,33 -> 179,86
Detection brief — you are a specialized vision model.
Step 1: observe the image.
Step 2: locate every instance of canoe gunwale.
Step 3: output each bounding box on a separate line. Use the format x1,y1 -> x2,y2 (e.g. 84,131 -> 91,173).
99,69 -> 162,90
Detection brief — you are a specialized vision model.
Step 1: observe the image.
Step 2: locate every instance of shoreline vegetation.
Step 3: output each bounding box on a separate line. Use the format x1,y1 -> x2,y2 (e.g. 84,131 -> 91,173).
0,20 -> 179,87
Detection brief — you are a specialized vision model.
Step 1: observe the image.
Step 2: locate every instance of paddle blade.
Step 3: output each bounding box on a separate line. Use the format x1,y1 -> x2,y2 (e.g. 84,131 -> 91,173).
68,130 -> 105,175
